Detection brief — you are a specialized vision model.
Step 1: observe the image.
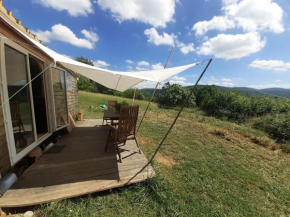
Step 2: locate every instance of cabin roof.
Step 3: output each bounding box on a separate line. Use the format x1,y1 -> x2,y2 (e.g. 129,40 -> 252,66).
0,0 -> 44,45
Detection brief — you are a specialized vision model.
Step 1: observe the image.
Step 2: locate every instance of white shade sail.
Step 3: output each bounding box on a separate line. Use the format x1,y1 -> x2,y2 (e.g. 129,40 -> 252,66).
1,15 -> 200,91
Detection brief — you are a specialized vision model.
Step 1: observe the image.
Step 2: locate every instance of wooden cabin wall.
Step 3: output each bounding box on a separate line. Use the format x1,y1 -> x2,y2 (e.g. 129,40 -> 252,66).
0,18 -> 54,177
0,95 -> 12,176
67,75 -> 79,118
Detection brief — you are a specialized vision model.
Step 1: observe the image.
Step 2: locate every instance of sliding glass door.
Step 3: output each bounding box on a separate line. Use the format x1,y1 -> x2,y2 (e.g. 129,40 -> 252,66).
0,39 -> 51,165
4,45 -> 35,154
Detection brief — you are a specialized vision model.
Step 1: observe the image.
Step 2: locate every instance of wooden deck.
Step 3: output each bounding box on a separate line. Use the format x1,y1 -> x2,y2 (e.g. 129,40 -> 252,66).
0,120 -> 155,208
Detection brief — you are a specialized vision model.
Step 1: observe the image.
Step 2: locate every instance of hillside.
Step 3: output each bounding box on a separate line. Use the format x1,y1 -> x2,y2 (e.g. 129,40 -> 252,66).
261,88 -> 290,98
141,85 -> 290,98
35,91 -> 290,217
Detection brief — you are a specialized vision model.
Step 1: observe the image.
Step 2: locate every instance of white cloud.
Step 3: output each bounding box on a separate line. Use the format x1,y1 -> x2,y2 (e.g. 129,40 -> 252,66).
127,66 -> 133,69
193,16 -> 236,36
81,30 -> 99,42
62,54 -> 73,59
138,61 -> 150,66
176,41 -> 195,54
221,78 -> 235,86
168,76 -> 195,86
192,0 -> 284,36
33,24 -> 98,49
249,60 -> 290,72
135,81 -> 158,89
97,0 -> 176,28
151,63 -> 164,70
221,78 -> 232,82
224,0 -> 284,34
126,60 -> 134,64
144,28 -> 194,55
136,66 -> 149,71
197,32 -> 266,60
172,76 -> 186,81
33,0 -> 94,17
93,60 -> 110,67
206,76 -> 235,87
249,83 -> 290,89
144,28 -> 175,46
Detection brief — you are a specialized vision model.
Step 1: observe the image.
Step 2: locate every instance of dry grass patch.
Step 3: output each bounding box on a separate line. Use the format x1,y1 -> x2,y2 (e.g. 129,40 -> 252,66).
155,153 -> 177,168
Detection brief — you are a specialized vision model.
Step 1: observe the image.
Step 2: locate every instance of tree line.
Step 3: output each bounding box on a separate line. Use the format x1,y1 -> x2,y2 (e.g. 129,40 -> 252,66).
75,57 -> 290,147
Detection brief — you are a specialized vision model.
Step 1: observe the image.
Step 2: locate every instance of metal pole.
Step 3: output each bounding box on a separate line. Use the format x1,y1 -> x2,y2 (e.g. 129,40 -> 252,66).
137,47 -> 174,133
148,59 -> 212,160
164,46 -> 174,69
126,59 -> 212,184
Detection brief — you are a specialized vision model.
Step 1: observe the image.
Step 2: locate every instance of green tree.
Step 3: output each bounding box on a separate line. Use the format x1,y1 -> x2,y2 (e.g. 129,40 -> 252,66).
158,82 -> 196,107
75,56 -> 94,66
75,56 -> 106,93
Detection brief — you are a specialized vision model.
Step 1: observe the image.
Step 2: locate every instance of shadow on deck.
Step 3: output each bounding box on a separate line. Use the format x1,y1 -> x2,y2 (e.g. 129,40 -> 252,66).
0,120 -> 155,208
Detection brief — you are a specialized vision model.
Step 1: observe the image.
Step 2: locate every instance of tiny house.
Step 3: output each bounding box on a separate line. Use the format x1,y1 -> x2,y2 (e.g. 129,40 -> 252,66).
0,0 -> 199,207
0,1 -> 79,177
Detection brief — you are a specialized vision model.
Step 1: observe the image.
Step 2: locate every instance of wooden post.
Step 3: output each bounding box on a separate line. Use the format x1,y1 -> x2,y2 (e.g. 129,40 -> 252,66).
132,88 -> 137,105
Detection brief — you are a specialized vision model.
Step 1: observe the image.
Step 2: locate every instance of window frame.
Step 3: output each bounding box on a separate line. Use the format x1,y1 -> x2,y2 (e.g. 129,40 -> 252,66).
66,71 -> 73,91
50,66 -> 70,131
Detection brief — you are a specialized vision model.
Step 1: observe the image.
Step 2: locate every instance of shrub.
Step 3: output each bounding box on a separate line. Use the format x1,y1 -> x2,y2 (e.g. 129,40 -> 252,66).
115,100 -> 129,112
281,143 -> 290,153
77,75 -> 98,92
253,113 -> 290,141
158,82 -> 195,108
195,85 -> 290,121
115,89 -> 151,101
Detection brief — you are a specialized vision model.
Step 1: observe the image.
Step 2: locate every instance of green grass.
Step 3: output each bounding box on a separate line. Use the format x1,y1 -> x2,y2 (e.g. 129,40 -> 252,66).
33,91 -> 290,217
78,91 -> 158,119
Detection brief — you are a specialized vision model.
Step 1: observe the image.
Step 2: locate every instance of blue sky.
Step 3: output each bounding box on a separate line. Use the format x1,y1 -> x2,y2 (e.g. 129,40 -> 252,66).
3,0 -> 290,89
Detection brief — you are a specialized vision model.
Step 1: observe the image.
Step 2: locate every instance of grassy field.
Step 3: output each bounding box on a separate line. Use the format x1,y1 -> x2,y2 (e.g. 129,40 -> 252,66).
78,91 -> 158,119
34,91 -> 290,216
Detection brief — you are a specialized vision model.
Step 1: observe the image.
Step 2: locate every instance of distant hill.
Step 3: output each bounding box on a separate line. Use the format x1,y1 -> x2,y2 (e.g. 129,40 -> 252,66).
260,88 -> 290,98
141,85 -> 290,98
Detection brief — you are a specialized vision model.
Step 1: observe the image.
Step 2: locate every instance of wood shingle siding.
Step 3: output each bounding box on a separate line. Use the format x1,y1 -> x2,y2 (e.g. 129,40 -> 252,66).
67,75 -> 79,118
52,68 -> 69,128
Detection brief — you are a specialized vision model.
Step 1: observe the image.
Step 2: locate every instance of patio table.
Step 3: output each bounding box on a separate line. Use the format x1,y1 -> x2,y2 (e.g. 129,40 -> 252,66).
102,110 -> 119,125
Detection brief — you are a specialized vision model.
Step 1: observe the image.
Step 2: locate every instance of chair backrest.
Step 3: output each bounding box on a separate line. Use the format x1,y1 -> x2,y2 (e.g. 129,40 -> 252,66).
117,106 -> 139,138
10,101 -> 20,121
107,100 -> 117,111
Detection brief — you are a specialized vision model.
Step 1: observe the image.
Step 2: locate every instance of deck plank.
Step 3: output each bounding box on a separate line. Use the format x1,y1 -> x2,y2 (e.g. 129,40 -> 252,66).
0,120 -> 155,208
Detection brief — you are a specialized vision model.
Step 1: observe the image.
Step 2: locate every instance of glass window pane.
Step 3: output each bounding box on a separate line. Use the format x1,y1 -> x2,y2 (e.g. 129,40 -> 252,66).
66,72 -> 72,90
5,45 -> 35,154
52,68 -> 68,128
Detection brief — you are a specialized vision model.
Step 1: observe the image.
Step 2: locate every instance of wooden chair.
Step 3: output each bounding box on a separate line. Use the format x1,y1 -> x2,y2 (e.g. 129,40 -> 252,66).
102,100 -> 118,125
105,106 -> 140,162
10,101 -> 25,133
107,100 -> 117,111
